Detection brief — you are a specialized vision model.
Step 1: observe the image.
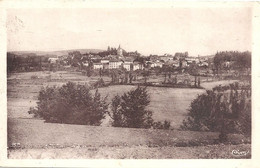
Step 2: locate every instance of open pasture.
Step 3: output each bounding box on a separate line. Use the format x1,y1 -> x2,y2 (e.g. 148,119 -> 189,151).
7,71 -> 248,159
96,85 -> 204,127
7,71 -> 237,128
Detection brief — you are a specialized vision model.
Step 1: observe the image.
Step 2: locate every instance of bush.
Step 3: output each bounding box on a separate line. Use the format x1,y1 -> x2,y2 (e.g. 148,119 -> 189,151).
181,83 -> 251,141
92,78 -> 106,89
109,86 -> 171,129
152,120 -> 171,130
28,82 -> 108,126
109,86 -> 154,128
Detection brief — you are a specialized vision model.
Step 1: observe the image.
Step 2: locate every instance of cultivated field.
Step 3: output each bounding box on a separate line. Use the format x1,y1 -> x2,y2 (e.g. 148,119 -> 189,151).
7,71 -> 246,159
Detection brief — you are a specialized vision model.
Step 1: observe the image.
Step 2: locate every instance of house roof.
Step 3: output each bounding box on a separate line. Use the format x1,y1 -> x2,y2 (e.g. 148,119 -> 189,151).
110,59 -> 122,62
93,63 -> 102,65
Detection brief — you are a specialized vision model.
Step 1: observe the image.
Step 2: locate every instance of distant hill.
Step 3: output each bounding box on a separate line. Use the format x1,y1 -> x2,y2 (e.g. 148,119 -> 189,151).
9,49 -> 105,57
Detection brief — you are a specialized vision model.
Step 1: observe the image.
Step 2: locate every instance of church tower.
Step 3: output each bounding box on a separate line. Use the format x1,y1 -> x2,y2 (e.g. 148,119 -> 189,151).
117,45 -> 123,56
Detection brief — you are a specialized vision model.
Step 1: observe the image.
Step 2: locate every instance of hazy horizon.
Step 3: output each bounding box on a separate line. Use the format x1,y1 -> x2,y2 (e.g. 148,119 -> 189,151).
7,8 -> 252,56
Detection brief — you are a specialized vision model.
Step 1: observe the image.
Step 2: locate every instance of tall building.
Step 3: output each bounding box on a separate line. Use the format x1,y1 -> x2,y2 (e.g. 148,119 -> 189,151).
117,45 -> 123,56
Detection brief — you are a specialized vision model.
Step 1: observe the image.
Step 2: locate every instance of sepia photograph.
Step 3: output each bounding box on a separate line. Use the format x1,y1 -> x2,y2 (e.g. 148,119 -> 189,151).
1,1 -> 259,166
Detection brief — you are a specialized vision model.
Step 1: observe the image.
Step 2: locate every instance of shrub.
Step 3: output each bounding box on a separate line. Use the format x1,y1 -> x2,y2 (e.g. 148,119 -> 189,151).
109,86 -> 171,129
181,83 -> 251,141
152,120 -> 171,130
92,78 -> 106,89
29,82 -> 108,126
109,86 -> 154,128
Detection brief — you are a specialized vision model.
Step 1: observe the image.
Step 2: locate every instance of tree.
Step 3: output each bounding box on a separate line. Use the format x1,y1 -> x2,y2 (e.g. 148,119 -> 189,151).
187,61 -> 199,76
162,65 -> 171,83
109,95 -> 124,127
69,51 -> 82,67
142,70 -> 150,84
213,51 -> 251,75
28,82 -> 108,126
181,83 -> 251,142
109,86 -> 154,128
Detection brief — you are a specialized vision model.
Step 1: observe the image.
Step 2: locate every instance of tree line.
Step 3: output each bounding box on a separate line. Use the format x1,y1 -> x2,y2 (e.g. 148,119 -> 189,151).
213,51 -> 251,74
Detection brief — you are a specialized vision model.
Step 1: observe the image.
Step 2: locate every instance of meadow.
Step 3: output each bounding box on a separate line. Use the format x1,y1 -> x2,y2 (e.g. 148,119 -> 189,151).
7,71 -> 246,159
8,71 -> 207,128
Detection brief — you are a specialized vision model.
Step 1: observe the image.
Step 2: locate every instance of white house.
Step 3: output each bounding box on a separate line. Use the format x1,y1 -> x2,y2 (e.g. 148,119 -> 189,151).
133,62 -> 143,71
123,62 -> 132,71
165,60 -> 179,67
93,63 -> 103,69
159,55 -> 173,62
83,62 -> 89,67
101,59 -> 109,64
109,59 -> 123,69
199,61 -> 209,67
185,57 -> 199,64
122,58 -> 134,71
180,60 -> 188,68
48,57 -> 59,64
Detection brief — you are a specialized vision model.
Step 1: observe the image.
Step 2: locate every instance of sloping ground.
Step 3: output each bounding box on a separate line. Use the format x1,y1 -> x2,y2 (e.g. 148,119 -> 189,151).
7,72 -> 247,159
8,144 -> 251,159
8,118 -> 249,149
8,118 -> 250,159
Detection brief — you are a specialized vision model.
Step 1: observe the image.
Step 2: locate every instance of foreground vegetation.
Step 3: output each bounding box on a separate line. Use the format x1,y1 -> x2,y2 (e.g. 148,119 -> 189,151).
181,82 -> 251,142
29,82 -> 171,129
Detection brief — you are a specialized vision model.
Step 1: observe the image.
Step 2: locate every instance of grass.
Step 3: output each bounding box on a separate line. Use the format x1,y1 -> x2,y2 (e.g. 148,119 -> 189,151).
7,71 -> 240,127
7,71 -> 249,159
96,85 -> 205,127
8,118 -> 249,149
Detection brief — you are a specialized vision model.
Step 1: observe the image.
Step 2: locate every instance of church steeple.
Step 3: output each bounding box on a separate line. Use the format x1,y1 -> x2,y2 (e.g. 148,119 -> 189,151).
117,44 -> 123,56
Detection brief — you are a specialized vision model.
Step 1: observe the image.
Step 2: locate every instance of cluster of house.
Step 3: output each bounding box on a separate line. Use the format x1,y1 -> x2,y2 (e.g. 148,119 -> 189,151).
48,45 -> 212,71
87,55 -> 210,72
81,45 -> 144,71
85,55 -> 144,71
145,54 -> 210,69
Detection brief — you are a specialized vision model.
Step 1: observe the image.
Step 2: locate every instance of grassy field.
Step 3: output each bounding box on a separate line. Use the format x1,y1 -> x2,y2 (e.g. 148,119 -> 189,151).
7,71 -> 247,159
96,85 -> 205,127
9,118 -> 247,148
8,71 -> 207,128
8,118 -> 250,159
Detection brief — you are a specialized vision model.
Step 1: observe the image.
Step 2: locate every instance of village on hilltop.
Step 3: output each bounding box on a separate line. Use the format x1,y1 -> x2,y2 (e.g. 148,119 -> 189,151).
46,45 -> 212,72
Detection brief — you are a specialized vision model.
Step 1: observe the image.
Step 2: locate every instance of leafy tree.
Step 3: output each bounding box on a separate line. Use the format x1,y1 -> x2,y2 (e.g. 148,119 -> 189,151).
142,70 -> 150,84
187,61 -> 199,76
109,95 -> 124,127
109,86 -> 154,128
161,65 -> 172,83
68,51 -> 83,67
181,83 -> 251,142
213,51 -> 251,75
29,82 -> 108,126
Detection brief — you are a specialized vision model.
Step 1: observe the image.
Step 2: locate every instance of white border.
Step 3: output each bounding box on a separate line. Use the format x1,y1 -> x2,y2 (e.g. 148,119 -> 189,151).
0,1 -> 259,167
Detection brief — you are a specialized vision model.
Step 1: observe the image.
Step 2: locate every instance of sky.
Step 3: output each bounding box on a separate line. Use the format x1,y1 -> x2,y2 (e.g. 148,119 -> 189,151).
7,8 -> 252,56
